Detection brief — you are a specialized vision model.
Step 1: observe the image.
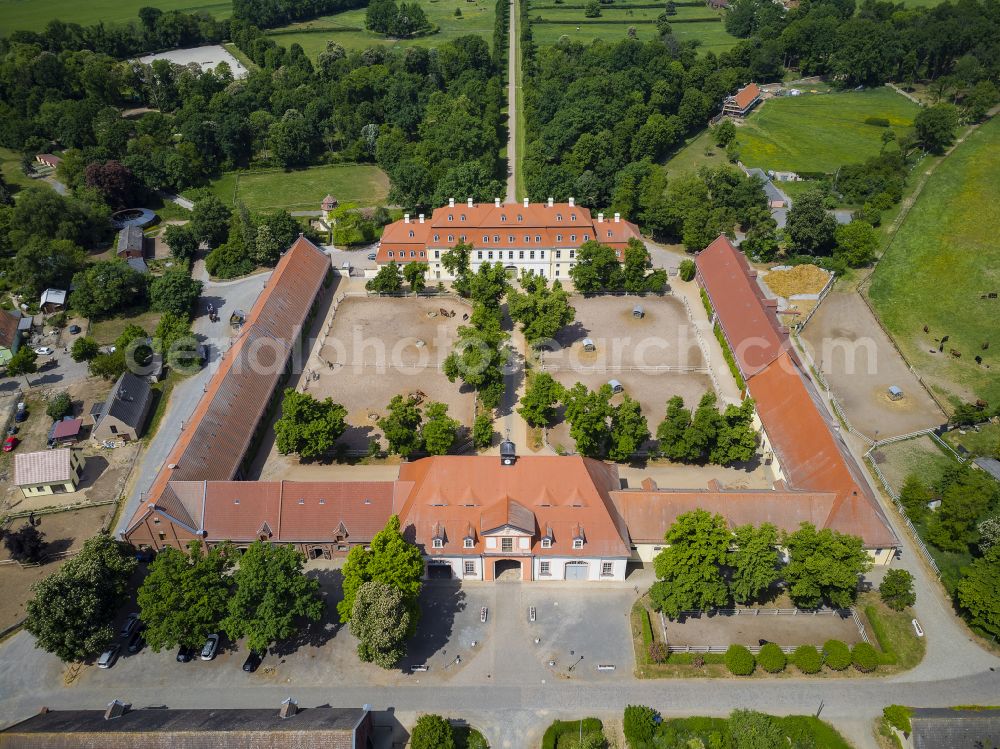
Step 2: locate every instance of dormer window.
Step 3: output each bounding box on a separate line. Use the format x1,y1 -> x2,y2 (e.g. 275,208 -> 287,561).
464,538 -> 474,549
448,234 -> 454,242
557,234 -> 562,242
494,235 -> 500,242
432,539 -> 443,549
517,214 -> 523,222
572,538 -> 583,550
434,234 -> 439,241
461,214 -> 467,221
501,215 -> 507,222
541,538 -> 552,549
556,213 -> 563,221
409,230 -> 414,238
570,214 -> 577,221
583,234 -> 589,241
483,235 -> 489,243
607,230 -> 612,238
448,214 -> 454,222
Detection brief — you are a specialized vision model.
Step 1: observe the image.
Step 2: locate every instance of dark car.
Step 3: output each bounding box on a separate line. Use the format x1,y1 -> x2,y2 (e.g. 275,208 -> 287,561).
68,325 -> 81,334
176,645 -> 196,663
14,409 -> 27,423
126,627 -> 145,654
242,650 -> 264,673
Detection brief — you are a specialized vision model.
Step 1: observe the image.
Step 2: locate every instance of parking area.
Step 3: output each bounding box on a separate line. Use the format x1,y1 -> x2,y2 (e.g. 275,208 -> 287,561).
290,294 -> 475,452
801,291 -> 945,439
663,609 -> 868,649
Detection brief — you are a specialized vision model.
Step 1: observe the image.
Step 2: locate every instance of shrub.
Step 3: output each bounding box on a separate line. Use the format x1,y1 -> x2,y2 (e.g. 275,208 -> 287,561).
757,643 -> 786,673
793,645 -> 822,674
883,705 -> 913,734
879,569 -> 916,611
865,117 -> 891,127
692,653 -> 705,668
725,644 -> 755,675
623,705 -> 657,747
541,719 -> 603,749
639,607 -> 653,649
648,641 -> 668,663
852,642 -> 879,672
46,392 -> 73,420
822,639 -> 851,671
679,259 -> 696,282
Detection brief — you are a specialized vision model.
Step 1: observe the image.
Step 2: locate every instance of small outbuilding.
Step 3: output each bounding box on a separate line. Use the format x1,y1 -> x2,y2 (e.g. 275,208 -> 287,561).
116,225 -> 145,259
888,385 -> 904,401
582,338 -> 596,352
632,304 -> 644,319
48,417 -> 83,446
14,448 -> 86,498
40,289 -> 67,313
35,153 -> 62,169
608,379 -> 624,394
230,309 -> 247,328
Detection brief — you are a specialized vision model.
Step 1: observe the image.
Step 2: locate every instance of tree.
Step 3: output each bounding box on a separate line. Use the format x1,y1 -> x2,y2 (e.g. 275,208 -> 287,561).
410,714 -> 455,749
149,266 -> 203,317
708,398 -> 758,465
379,394 -> 424,457
623,705 -> 657,747
350,581 -> 412,668
786,188 -> 837,256
608,395 -> 649,462
366,261 -> 404,293
713,120 -> 737,148
835,220 -> 879,268
729,710 -> 785,749
927,464 -> 1000,552
403,261 -> 428,293
914,103 -> 959,154
441,242 -> 472,296
562,382 -> 613,458
584,0 -> 602,16
569,241 -> 622,292
963,80 -> 999,122
473,411 -> 494,449
507,276 -> 576,346
83,160 -> 139,210
338,515 -> 424,625
6,347 -> 38,389
978,516 -> 1000,553
190,195 -> 231,248
879,568 -> 915,611
656,395 -> 693,462
728,523 -> 780,604
137,541 -> 234,651
686,391 -> 723,461
70,260 -> 146,319
71,337 -> 99,362
956,545 -> 1000,639
252,223 -> 280,266
274,389 -> 348,459
622,239 -> 667,293
518,372 -> 564,427
24,534 -> 136,662
898,474 -> 932,522
442,319 -> 508,410
46,392 -> 73,420
3,524 -> 47,563
222,541 -> 324,652
650,510 -> 731,618
8,238 -> 86,298
421,401 -> 459,455
268,110 -> 313,167
678,259 -> 696,282
783,523 -> 871,608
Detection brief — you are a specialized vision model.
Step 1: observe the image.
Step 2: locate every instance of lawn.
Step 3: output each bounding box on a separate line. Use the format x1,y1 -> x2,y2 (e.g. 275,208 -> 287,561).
265,0 -> 496,58
189,164 -> 391,212
0,147 -> 41,191
529,13 -> 734,52
868,115 -> 1000,408
663,128 -> 730,177
0,0 -> 230,33
861,592 -> 926,671
90,309 -> 164,345
735,87 -> 920,173
944,422 -> 1000,458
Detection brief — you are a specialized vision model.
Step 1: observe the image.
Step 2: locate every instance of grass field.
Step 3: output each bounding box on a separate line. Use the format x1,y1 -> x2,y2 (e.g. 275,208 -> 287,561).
0,0 -> 230,34
868,116 -> 1000,407
187,164 -> 391,211
663,128 -> 730,176
0,147 -> 35,190
735,87 -> 920,173
944,422 -> 1000,458
265,0 -> 496,58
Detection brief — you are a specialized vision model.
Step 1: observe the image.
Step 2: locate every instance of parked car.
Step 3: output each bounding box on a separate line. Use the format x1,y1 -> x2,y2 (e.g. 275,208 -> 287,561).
97,645 -> 121,669
2,436 -> 17,452
14,409 -> 27,423
119,613 -> 140,639
200,634 -> 220,661
126,627 -> 145,654
367,252 -> 377,261
68,325 -> 81,334
176,645 -> 196,663
242,650 -> 264,673
33,347 -> 53,356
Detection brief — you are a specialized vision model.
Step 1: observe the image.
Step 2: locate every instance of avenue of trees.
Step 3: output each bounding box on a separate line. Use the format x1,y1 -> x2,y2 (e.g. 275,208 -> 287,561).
650,510 -> 871,617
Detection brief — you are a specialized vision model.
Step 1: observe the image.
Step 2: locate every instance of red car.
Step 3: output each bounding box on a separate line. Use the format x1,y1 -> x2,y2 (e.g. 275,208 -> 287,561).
3,436 -> 18,452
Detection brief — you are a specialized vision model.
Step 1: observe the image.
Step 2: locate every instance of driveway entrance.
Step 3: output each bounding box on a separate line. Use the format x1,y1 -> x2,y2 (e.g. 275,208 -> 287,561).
494,559 -> 523,581
564,561 -> 589,580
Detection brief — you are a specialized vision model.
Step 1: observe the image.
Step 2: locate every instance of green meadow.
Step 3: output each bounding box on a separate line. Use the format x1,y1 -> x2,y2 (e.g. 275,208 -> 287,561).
0,0 -> 230,34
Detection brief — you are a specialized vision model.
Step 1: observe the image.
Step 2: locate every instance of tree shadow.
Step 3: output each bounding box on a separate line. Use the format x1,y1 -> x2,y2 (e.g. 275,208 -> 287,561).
336,423 -> 376,453
402,580 -> 467,669
76,455 -> 108,490
271,567 -> 345,657
553,321 -> 591,348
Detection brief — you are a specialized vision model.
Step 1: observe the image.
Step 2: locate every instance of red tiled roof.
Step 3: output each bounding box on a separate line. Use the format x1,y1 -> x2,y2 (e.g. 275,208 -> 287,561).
732,83 -> 761,110
393,456 -> 632,558
52,418 -> 82,439
276,481 -> 394,543
696,235 -> 790,378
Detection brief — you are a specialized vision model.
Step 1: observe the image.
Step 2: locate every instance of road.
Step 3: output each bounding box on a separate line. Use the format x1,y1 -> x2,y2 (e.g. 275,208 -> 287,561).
114,270 -> 270,535
505,0 -> 518,204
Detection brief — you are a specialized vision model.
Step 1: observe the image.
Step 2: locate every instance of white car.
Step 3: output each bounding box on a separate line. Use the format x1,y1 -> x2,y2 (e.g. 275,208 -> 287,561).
33,347 -> 53,356
97,644 -> 121,669
200,633 -> 220,661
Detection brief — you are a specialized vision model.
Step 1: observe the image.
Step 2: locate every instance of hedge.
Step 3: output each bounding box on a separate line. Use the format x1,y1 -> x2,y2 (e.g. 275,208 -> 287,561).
700,286 -> 713,317
667,652 -> 726,665
883,705 -> 913,733
852,642 -> 880,672
793,645 -> 823,674
725,644 -> 755,675
822,639 -> 851,671
640,607 -> 653,650
714,322 -> 746,390
864,605 -> 899,665
532,16 -> 721,23
864,117 -> 891,127
757,643 -> 787,673
541,719 -> 604,749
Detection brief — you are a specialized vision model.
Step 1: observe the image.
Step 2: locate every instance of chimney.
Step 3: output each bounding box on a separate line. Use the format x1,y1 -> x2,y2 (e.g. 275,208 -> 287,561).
404,214 -> 410,224
523,197 -> 529,207
448,197 -> 455,207
467,197 -> 473,207
614,212 -> 620,223
104,700 -> 129,721
641,477 -> 658,492
494,198 -> 501,208
279,698 -> 298,719
598,213 -> 604,223
418,214 -> 424,224
568,197 -> 575,207
547,197 -> 553,207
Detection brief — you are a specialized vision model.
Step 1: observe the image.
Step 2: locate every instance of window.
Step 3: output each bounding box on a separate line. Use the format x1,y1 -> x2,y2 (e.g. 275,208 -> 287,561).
158,531 -> 166,541
519,250 -> 524,259
410,250 -> 416,257
152,517 -> 160,525
434,234 -> 439,242
432,538 -> 443,549
601,562 -> 613,577
109,424 -> 118,434
477,251 -> 483,259
448,214 -> 454,222
556,234 -> 563,242
488,251 -> 494,260
535,235 -> 541,242
570,213 -> 577,221
435,250 -> 441,258
572,538 -> 584,550
508,238 -> 514,245
461,214 -> 466,221
448,234 -> 454,242
540,537 -> 551,549
501,537 -> 514,552
556,213 -> 563,221
483,235 -> 489,243
409,230 -> 414,238
530,250 -> 535,259
508,251 -> 514,259
570,234 -> 576,242
556,250 -> 562,259
501,215 -> 507,222
494,235 -> 500,242
569,250 -> 575,259
388,251 -> 394,258
464,560 -> 476,576
607,230 -> 613,238
517,214 -> 523,222
420,251 -> 425,257
583,234 -> 589,241
464,538 -> 474,549
540,251 -> 545,259
539,561 -> 551,576
460,234 -> 466,241
524,235 -> 530,242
